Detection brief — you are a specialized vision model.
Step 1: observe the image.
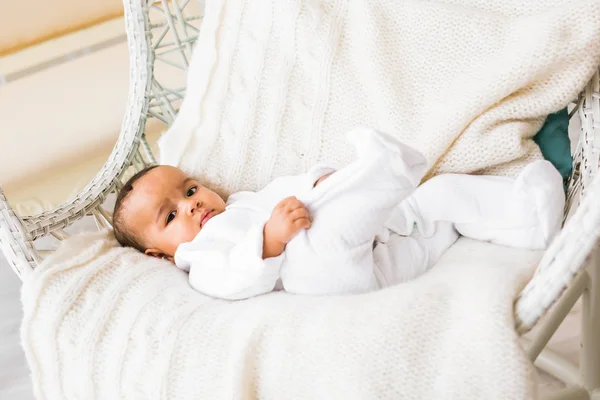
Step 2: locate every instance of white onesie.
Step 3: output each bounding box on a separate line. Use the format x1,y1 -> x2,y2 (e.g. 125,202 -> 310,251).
175,127 -> 565,299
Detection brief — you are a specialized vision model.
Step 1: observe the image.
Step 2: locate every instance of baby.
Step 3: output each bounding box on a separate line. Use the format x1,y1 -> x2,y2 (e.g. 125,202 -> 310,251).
113,127 -> 565,299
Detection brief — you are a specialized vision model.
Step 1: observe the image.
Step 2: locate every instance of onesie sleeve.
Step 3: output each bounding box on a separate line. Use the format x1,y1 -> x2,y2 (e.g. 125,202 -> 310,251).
175,223 -> 284,300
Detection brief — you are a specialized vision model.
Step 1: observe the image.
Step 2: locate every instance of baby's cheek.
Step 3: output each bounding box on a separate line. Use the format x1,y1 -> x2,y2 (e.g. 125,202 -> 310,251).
169,225 -> 191,247
183,223 -> 201,242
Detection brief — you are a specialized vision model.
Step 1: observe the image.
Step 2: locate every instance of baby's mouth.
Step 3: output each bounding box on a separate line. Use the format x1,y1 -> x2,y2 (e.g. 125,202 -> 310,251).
200,210 -> 214,227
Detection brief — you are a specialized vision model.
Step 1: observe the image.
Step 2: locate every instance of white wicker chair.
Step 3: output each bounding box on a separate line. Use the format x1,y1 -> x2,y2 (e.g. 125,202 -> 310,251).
1,0 -> 599,398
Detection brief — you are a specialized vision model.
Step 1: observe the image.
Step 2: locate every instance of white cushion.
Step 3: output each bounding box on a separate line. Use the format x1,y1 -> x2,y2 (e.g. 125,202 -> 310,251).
21,232 -> 541,398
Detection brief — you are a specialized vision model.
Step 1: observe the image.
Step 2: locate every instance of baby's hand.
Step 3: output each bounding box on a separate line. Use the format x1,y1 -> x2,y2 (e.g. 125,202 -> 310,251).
263,197 -> 311,258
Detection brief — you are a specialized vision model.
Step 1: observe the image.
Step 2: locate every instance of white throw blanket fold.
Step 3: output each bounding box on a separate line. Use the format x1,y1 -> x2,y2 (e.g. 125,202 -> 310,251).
159,0 -> 600,197
22,231 -> 542,399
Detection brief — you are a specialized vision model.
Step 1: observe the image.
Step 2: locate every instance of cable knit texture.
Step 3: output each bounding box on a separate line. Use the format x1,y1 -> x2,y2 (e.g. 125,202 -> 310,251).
159,0 -> 600,197
21,230 -> 544,399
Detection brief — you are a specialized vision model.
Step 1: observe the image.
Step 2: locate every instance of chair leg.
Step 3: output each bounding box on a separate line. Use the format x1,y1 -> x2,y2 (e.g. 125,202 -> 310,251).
543,387 -> 589,400
582,245 -> 600,392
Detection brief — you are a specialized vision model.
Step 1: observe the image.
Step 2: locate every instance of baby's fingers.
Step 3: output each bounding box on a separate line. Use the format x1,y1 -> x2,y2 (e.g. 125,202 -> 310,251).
276,196 -> 298,211
284,197 -> 306,212
292,217 -> 312,231
289,207 -> 309,220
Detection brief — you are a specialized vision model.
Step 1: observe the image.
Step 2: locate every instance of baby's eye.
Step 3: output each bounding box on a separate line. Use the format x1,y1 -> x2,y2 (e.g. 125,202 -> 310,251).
186,186 -> 197,197
166,211 -> 176,224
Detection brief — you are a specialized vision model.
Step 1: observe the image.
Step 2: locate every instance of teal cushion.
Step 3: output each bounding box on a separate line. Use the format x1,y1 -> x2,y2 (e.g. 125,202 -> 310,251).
533,108 -> 572,185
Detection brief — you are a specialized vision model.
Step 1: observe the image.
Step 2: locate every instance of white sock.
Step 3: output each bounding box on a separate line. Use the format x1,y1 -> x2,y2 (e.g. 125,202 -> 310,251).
385,160 -> 565,250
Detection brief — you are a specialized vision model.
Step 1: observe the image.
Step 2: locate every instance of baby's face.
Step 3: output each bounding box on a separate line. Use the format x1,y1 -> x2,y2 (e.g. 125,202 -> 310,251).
124,166 -> 226,260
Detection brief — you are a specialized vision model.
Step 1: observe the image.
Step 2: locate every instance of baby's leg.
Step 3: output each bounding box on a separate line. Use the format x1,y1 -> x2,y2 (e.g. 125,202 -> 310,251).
373,222 -> 459,286
386,160 -> 564,250
301,127 -> 427,249
280,127 -> 428,295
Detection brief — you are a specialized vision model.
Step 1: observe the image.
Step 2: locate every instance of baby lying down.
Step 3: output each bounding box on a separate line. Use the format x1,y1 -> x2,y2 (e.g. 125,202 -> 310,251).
113,128 -> 565,300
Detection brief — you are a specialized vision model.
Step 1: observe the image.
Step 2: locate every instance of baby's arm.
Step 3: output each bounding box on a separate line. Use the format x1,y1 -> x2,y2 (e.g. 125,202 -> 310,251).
263,197 -> 312,258
176,220 -> 285,300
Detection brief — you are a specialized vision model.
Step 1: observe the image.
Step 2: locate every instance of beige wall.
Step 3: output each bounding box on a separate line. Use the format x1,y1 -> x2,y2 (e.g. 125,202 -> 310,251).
0,0 -> 123,56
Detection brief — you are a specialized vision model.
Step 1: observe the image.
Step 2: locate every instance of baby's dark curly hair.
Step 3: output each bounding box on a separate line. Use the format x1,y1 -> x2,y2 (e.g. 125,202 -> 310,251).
112,165 -> 159,252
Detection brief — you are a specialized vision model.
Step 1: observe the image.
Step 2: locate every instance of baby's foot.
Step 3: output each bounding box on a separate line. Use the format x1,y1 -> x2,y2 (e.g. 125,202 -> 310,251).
346,126 -> 428,186
514,160 -> 565,248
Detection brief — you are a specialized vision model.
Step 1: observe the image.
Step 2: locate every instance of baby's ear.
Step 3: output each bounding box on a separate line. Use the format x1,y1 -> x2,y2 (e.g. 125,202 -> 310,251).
145,248 -> 174,262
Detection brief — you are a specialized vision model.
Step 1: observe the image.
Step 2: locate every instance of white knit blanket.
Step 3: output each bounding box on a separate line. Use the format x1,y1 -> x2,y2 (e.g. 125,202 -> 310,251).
22,231 -> 543,399
158,0 -> 600,197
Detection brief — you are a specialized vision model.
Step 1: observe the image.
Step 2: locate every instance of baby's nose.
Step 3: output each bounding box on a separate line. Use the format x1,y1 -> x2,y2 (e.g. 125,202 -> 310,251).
187,200 -> 200,215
